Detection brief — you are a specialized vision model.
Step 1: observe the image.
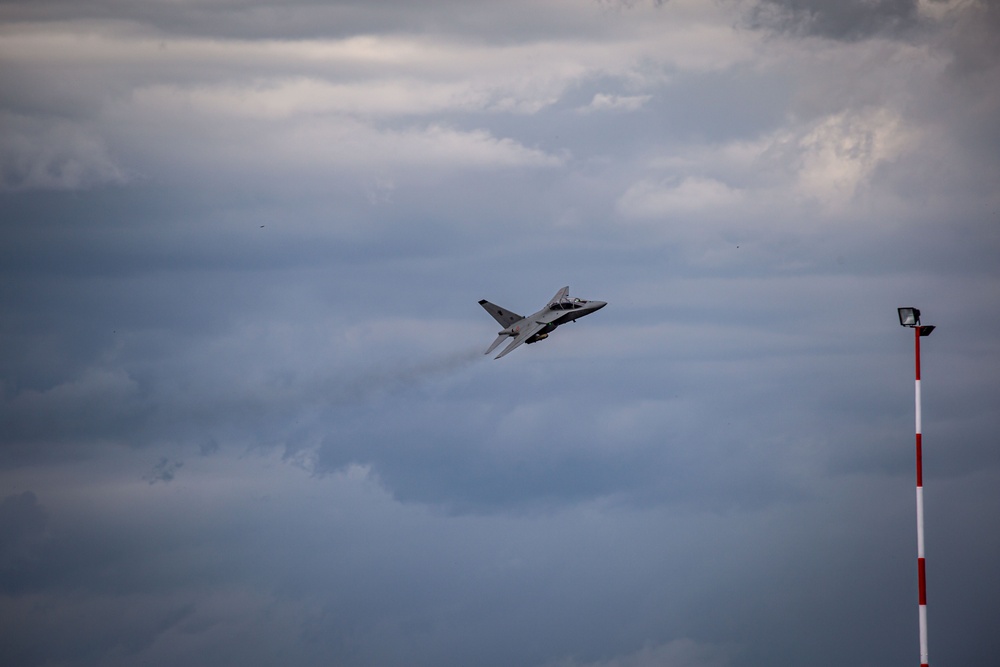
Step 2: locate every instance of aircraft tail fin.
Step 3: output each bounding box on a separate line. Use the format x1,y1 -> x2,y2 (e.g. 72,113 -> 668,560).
478,300 -> 523,327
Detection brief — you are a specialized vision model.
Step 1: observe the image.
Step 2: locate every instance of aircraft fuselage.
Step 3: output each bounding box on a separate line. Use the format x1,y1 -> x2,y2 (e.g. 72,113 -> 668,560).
479,287 -> 606,358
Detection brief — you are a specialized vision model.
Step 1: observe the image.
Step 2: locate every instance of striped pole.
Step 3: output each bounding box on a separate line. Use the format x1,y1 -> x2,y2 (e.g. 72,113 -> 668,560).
914,325 -> 929,667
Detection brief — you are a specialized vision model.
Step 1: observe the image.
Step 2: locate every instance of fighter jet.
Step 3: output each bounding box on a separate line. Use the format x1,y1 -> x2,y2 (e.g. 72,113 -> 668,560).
479,286 -> 607,359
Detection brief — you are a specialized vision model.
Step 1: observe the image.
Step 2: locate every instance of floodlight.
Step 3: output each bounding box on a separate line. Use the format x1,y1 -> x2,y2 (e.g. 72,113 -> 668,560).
898,307 -> 920,327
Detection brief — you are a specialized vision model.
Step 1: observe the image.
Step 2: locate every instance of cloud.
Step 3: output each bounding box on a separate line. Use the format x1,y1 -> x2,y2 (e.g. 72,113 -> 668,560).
128,78 -> 515,120
547,639 -> 733,667
582,93 -> 652,112
748,0 -> 920,40
0,2 -> 763,202
0,114 -> 127,191
617,177 -> 744,219
1,2 -> 999,666
615,104 -> 917,235
790,107 -> 912,211
0,491 -> 48,574
143,457 -> 184,484
111,97 -> 563,178
3,368 -> 143,447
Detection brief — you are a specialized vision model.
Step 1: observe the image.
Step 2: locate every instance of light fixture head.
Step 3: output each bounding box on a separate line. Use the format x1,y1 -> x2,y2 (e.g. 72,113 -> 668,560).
898,307 -> 935,336
898,307 -> 920,327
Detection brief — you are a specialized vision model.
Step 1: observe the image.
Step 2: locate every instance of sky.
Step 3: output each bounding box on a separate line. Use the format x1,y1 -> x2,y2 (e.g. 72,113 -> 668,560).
1,0 -> 999,665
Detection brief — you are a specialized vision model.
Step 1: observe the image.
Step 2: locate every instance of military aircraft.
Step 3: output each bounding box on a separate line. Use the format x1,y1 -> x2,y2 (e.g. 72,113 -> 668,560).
479,286 -> 607,359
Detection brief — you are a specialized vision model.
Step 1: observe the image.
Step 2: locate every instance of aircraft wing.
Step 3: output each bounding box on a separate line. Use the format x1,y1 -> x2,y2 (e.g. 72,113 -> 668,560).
494,320 -> 546,359
545,286 -> 570,307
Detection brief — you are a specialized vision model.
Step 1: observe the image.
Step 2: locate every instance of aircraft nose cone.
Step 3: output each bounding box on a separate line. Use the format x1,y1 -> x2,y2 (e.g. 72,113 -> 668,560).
591,301 -> 607,310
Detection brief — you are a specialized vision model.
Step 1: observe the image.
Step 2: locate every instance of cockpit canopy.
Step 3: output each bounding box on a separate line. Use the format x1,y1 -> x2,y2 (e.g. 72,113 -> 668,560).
549,297 -> 586,311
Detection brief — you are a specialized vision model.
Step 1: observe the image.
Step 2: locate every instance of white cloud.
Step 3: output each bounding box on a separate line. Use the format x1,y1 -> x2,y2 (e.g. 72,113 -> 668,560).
583,93 -> 652,112
274,120 -> 563,170
791,107 -> 912,212
618,106 -> 916,226
0,5 -> 767,185
127,75 -> 570,121
617,177 -> 744,219
0,4 -> 762,126
108,99 -> 562,175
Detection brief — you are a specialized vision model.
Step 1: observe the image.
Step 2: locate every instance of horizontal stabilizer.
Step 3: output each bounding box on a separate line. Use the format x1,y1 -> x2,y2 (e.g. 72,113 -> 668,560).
495,336 -> 525,359
484,333 -> 508,356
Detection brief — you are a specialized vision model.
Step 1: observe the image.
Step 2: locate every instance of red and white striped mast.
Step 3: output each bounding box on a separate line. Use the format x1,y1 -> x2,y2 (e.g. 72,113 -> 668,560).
898,307 -> 935,667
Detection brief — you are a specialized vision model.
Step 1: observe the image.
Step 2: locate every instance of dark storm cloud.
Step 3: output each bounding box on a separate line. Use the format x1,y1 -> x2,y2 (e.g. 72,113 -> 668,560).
924,1 -> 1000,182
143,457 -> 183,484
3,597 -> 195,667
0,340 -> 483,462
748,0 -> 919,40
940,0 -> 1000,72
0,491 -> 47,583
314,336 -> 828,513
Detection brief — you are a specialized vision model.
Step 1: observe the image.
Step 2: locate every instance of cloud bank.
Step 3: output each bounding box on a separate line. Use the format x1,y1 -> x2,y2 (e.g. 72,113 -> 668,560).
2,1 -> 999,666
